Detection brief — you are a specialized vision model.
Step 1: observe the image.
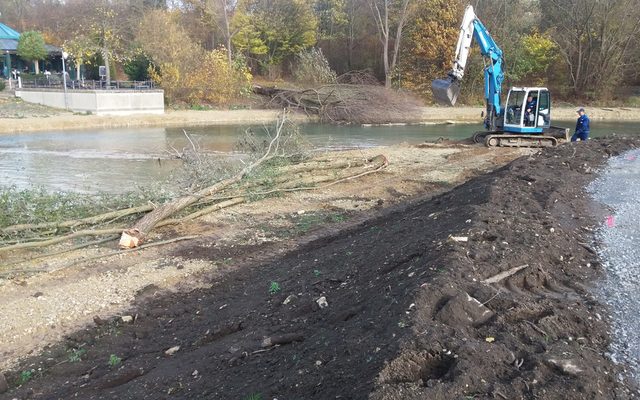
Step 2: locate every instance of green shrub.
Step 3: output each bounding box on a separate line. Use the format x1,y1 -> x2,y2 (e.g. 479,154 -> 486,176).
124,53 -> 151,81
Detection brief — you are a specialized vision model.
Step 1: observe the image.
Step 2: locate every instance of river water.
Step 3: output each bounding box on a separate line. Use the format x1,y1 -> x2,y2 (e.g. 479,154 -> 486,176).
0,121 -> 638,194
589,148 -> 640,381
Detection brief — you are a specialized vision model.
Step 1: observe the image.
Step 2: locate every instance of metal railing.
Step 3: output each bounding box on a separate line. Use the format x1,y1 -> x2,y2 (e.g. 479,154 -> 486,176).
18,77 -> 156,91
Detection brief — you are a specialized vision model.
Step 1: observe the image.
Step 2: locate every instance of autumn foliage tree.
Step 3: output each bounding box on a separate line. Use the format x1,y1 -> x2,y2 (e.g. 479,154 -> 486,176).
138,10 -> 251,105
5,0 -> 640,103
400,0 -> 462,99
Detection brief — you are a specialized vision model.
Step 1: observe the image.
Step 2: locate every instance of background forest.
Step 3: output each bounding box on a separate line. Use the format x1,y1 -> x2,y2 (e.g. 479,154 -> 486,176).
2,0 -> 640,106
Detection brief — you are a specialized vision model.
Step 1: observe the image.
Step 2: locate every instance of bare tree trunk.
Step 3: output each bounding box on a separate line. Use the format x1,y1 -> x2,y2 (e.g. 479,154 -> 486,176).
221,0 -> 233,64
102,47 -> 111,85
389,0 -> 410,86
370,0 -> 411,88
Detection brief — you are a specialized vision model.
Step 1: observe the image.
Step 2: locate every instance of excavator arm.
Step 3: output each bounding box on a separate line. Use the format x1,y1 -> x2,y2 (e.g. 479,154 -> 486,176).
432,5 -> 505,128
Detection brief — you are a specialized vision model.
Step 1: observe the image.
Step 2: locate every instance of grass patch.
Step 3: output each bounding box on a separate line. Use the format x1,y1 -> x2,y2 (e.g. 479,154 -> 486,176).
291,211 -> 349,235
269,281 -> 281,295
68,347 -> 86,363
0,186 -> 171,230
108,354 -> 122,367
18,370 -> 34,385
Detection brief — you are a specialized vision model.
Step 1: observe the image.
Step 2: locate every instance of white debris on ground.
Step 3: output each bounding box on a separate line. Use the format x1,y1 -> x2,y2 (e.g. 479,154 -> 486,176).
589,148 -> 640,381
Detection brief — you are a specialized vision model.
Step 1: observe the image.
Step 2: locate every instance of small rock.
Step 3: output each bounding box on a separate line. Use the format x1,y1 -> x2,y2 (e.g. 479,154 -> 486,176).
546,358 -> 583,376
316,296 -> 329,309
283,295 -> 297,305
0,372 -> 8,394
32,291 -> 44,298
165,346 -> 180,356
297,210 -> 306,215
93,316 -> 106,326
121,315 -> 134,323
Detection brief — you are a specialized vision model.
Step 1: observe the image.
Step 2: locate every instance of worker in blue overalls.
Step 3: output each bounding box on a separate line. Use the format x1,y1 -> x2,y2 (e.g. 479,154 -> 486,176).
571,107 -> 590,141
524,95 -> 537,126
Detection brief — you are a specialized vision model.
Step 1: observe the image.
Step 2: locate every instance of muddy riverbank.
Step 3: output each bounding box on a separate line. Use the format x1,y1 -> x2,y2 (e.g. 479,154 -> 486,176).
2,138 -> 640,399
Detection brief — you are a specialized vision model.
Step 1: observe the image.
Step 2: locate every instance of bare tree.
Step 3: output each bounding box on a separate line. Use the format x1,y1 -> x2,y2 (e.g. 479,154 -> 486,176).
541,0 -> 640,97
183,0 -> 238,63
369,0 -> 411,87
218,0 -> 238,63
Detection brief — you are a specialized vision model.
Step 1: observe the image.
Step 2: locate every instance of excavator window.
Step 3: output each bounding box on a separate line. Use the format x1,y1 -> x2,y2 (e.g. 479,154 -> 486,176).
505,90 -> 525,126
537,91 -> 551,127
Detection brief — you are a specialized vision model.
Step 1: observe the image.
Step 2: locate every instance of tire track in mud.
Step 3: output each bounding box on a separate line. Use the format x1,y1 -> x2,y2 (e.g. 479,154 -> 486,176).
372,139 -> 640,400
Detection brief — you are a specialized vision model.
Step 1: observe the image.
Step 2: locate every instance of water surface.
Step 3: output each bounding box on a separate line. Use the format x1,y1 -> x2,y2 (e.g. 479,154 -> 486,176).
1,121 -> 638,194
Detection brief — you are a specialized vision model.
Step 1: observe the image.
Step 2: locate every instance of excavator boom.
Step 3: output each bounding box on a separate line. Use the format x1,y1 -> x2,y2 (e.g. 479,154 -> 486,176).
431,5 -> 478,106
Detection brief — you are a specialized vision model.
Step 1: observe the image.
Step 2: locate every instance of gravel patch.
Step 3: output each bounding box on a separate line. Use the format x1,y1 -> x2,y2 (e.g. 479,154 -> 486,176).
589,148 -> 640,381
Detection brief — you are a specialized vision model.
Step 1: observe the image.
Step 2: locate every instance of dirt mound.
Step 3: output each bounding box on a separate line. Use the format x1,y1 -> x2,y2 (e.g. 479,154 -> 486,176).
4,139 -> 640,399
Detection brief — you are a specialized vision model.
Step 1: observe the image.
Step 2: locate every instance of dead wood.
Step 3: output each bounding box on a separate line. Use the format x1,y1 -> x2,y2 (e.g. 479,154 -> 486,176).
0,228 -> 124,254
120,114 -> 291,248
481,264 -> 530,284
261,332 -> 304,348
255,84 -> 423,124
336,70 -> 381,85
1,204 -> 154,235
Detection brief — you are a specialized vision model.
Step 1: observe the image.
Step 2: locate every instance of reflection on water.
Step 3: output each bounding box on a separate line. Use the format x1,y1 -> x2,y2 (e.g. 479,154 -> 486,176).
0,121 -> 638,194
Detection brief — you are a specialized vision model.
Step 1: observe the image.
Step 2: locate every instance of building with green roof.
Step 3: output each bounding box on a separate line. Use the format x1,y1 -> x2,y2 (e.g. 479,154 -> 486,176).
0,22 -> 61,78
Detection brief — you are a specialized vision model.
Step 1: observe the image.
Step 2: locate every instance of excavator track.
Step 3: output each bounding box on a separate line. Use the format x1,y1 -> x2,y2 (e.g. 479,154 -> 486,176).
473,130 -> 566,148
484,134 -> 558,148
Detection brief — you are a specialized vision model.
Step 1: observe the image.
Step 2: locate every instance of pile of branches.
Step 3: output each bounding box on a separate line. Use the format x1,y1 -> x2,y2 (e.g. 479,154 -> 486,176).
0,113 -> 389,272
254,84 -> 424,125
336,69 -> 381,86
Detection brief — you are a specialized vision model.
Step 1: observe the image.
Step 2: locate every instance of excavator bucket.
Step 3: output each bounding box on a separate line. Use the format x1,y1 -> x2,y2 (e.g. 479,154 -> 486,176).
431,77 -> 461,106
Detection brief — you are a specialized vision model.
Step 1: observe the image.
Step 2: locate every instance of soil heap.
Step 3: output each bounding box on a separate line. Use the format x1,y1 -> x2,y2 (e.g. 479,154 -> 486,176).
3,138 -> 639,400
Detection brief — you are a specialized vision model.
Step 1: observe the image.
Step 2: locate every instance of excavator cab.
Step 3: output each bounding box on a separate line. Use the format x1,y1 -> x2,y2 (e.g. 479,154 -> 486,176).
503,87 -> 550,133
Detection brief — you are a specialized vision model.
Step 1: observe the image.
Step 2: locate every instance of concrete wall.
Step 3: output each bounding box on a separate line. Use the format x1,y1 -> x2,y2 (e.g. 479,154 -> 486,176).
15,89 -> 165,115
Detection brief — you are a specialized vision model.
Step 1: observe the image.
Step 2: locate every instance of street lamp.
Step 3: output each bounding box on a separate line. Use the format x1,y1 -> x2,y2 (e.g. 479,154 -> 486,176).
61,51 -> 68,110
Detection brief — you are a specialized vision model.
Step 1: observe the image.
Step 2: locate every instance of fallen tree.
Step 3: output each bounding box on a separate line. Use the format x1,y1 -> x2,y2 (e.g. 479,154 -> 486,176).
1,113 -> 389,263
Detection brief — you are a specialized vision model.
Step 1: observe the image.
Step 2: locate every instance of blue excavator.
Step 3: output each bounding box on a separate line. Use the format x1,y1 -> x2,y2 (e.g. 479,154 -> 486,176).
432,5 -> 569,147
